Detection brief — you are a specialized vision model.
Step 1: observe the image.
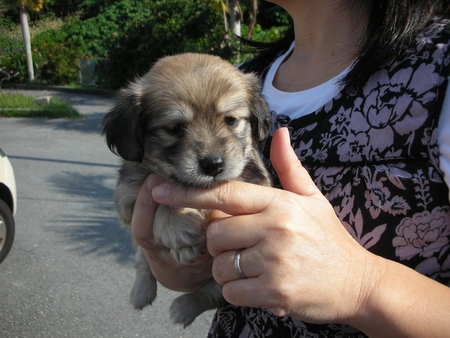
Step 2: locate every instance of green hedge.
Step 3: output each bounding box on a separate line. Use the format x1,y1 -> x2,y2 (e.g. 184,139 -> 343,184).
0,0 -> 289,88
32,29 -> 81,85
65,0 -> 234,88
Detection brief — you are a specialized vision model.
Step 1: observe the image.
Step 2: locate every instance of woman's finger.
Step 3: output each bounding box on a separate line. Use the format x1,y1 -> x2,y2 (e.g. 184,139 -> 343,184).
212,247 -> 262,284
152,179 -> 275,216
206,214 -> 266,257
271,127 -> 321,196
221,278 -> 273,309
131,174 -> 162,250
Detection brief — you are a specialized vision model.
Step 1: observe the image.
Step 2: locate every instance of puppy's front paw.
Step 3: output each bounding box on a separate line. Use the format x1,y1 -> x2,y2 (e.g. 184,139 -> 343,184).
170,243 -> 205,265
154,206 -> 209,264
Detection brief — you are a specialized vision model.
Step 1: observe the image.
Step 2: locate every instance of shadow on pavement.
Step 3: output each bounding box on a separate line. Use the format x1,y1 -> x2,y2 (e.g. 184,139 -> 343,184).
46,170 -> 134,264
48,215 -> 134,265
9,155 -> 118,169
17,111 -> 107,135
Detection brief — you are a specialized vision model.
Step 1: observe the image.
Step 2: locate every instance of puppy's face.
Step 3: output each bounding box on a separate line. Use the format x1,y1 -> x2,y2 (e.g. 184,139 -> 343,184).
103,53 -> 270,187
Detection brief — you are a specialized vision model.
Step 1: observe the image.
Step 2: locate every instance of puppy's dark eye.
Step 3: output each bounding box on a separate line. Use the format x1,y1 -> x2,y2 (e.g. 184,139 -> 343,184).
224,116 -> 239,128
165,123 -> 186,137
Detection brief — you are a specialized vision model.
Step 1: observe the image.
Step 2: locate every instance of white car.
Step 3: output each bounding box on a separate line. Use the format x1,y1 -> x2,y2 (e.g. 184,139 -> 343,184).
0,148 -> 16,263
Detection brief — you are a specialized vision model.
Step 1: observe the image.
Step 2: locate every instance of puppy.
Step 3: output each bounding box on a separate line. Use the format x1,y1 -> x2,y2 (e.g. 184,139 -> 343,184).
102,53 -> 271,327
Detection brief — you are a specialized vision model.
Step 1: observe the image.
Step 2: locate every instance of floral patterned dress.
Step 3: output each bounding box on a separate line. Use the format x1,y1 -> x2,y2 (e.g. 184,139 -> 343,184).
207,18 -> 450,338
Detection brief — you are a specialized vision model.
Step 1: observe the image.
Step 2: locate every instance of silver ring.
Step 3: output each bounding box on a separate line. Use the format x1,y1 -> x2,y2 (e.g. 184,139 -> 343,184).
234,249 -> 247,279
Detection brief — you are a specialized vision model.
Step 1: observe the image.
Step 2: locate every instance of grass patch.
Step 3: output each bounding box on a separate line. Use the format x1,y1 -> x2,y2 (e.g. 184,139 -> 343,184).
0,93 -> 81,118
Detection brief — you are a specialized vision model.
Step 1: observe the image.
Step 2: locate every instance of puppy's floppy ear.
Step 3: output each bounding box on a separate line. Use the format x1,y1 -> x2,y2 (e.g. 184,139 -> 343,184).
102,85 -> 145,162
245,73 -> 271,142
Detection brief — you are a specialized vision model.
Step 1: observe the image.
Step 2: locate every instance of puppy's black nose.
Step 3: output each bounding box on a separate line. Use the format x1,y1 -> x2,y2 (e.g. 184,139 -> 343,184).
200,155 -> 224,177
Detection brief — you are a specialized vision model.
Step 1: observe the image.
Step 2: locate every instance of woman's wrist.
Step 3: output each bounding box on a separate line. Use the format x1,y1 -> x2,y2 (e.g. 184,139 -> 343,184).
347,255 -> 450,337
344,253 -> 392,335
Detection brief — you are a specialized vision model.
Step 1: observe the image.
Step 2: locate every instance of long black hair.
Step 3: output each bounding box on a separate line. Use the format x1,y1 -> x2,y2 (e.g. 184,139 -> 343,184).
240,0 -> 450,89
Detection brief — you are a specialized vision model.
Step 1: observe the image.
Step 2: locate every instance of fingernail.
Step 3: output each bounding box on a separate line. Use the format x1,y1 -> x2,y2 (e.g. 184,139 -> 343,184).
151,183 -> 170,201
145,174 -> 162,190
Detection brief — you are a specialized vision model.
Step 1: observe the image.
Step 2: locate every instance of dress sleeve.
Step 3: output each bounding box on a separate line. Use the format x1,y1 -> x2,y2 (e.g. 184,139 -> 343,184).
437,78 -> 450,202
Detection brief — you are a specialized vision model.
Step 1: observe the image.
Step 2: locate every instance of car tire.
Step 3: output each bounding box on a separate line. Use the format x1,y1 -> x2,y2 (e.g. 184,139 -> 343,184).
0,199 -> 15,264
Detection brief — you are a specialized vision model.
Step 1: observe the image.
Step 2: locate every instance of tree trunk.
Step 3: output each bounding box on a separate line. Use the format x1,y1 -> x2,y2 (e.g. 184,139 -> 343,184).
227,0 -> 241,37
247,0 -> 258,39
19,6 -> 34,82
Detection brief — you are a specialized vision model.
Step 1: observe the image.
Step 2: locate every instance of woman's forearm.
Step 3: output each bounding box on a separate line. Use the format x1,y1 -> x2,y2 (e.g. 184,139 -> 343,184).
349,255 -> 450,337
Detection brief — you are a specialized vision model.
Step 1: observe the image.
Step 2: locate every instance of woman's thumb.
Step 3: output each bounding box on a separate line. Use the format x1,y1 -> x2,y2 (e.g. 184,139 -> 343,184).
270,128 -> 319,196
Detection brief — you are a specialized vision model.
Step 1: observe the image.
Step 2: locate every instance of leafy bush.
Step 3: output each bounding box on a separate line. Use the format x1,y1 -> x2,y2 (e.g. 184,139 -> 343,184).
242,24 -> 288,44
61,0 -> 233,88
32,29 -> 81,85
255,2 -> 291,29
103,0 -> 233,88
0,18 -> 78,85
0,0 -> 289,88
63,1 -> 150,59
0,32 -> 28,83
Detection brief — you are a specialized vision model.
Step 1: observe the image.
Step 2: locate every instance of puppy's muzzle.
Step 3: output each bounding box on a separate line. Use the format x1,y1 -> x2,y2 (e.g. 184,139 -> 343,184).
200,155 -> 224,177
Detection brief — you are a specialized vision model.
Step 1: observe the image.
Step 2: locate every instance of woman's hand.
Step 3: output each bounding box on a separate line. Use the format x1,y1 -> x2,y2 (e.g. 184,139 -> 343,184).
150,128 -> 450,337
131,174 -> 213,293
151,128 -> 374,323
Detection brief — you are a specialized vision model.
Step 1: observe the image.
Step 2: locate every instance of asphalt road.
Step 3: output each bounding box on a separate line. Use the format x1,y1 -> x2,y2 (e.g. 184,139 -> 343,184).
0,90 -> 214,338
